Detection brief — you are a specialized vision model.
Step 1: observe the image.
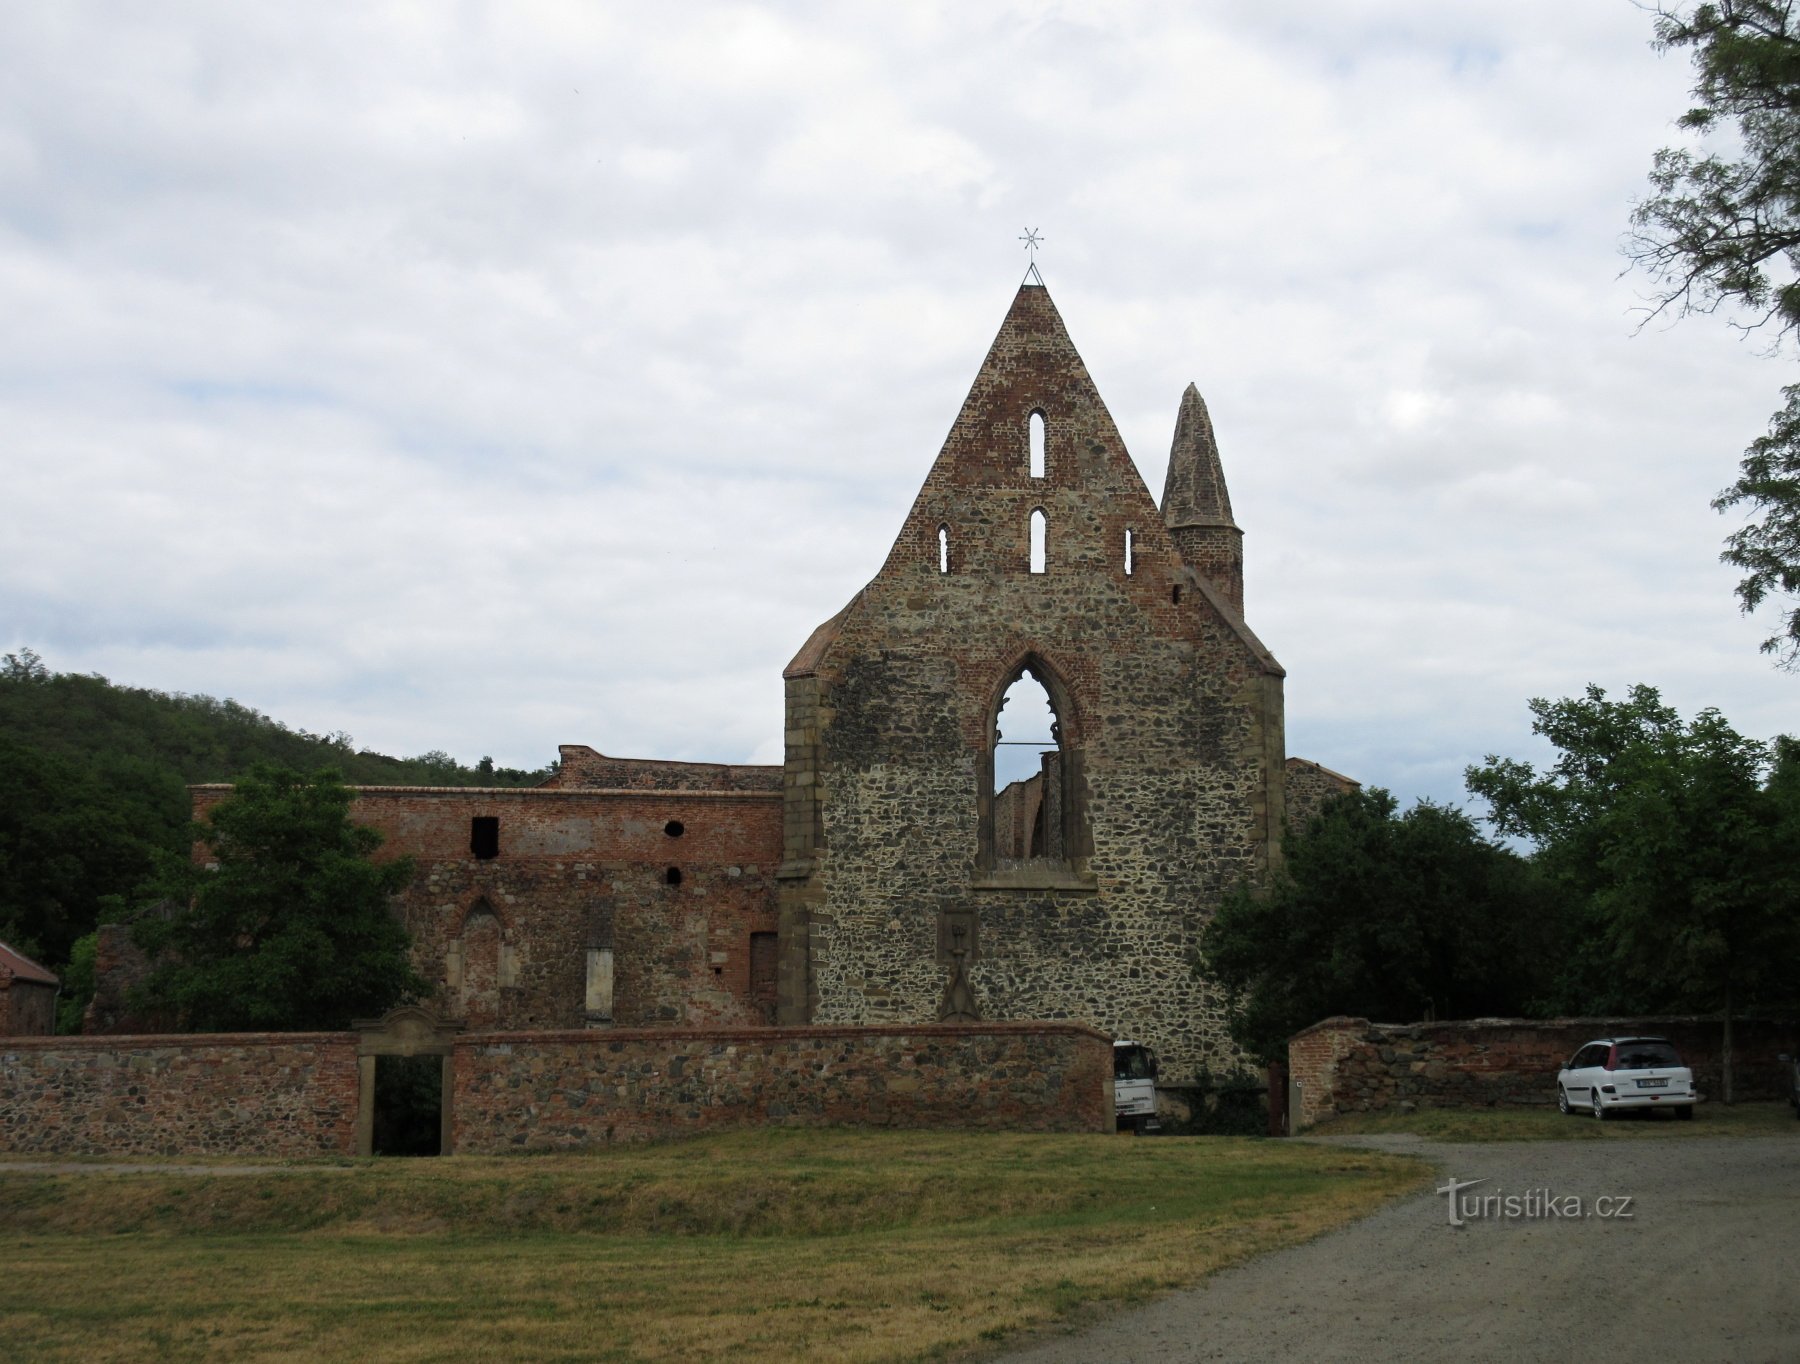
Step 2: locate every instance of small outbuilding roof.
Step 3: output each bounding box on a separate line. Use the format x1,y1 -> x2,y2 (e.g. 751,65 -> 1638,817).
0,940 -> 59,988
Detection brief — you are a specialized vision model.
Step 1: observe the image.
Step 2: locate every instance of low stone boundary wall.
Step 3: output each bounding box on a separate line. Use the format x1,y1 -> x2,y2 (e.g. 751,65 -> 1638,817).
1289,1015 -> 1799,1129
1,1022 -> 1113,1157
451,1022 -> 1114,1152
0,1032 -> 360,1156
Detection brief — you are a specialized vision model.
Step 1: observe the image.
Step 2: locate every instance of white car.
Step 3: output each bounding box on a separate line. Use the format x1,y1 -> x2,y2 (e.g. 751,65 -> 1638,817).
1557,1036 -> 1696,1121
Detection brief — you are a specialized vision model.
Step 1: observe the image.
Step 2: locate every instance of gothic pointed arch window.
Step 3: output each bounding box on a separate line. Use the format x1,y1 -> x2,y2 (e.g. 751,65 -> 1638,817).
1029,410 -> 1046,479
979,656 -> 1089,875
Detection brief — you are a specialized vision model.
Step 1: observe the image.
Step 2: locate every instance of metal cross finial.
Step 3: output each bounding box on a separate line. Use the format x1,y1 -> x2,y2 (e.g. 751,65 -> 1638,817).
1019,227 -> 1044,263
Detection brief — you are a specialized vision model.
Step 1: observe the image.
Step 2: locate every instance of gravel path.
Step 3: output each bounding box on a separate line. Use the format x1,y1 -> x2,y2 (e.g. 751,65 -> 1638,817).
995,1134 -> 1800,1363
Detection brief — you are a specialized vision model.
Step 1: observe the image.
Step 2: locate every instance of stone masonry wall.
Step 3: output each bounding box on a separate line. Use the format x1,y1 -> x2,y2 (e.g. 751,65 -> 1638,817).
451,1022 -> 1113,1151
1283,758 -> 1359,834
173,784 -> 783,1034
1289,1015 -> 1800,1128
781,284 -> 1285,1082
546,747 -> 782,792
0,1032 -> 359,1156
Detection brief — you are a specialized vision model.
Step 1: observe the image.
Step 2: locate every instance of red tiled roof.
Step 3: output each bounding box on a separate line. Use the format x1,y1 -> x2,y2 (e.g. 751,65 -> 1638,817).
0,941 -> 58,987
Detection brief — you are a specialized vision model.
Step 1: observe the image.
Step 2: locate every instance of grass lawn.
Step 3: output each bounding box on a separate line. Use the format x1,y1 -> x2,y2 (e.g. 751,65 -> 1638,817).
1308,1099 -> 1800,1143
0,1128 -> 1427,1363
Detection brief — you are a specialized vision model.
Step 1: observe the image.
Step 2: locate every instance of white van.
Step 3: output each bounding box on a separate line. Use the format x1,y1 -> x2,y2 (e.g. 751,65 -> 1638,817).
1113,1040 -> 1161,1133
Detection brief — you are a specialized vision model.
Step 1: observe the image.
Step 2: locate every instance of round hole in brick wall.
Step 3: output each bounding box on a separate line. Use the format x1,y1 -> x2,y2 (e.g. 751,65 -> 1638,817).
664,820 -> 685,837
665,866 -> 682,886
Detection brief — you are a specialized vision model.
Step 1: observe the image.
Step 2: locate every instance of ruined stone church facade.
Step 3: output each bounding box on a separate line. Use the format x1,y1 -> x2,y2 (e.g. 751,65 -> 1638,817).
104,280 -> 1352,1082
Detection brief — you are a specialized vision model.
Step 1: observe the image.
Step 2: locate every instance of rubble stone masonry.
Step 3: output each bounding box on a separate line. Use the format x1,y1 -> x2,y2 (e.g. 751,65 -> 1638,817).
0,1024 -> 1109,1157
451,1021 -> 1112,1151
0,1032 -> 359,1156
1289,1015 -> 1800,1128
183,783 -> 784,1033
777,284 -> 1286,1081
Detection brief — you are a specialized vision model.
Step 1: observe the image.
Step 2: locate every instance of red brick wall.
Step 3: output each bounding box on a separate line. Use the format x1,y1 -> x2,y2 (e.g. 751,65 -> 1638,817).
0,1033 -> 359,1156
1289,1015 -> 1800,1127
450,1022 -> 1114,1151
178,784 -> 784,1033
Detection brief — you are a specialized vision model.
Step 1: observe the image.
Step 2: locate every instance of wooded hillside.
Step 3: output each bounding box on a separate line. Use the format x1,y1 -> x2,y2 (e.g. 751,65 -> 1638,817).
0,648 -> 553,976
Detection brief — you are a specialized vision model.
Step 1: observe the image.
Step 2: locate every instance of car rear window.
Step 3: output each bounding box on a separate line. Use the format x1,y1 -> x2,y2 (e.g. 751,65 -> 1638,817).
1611,1041 -> 1681,1070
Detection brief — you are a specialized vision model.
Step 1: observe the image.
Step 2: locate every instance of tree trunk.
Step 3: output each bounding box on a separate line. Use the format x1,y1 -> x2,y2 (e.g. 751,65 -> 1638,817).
1722,982 -> 1735,1107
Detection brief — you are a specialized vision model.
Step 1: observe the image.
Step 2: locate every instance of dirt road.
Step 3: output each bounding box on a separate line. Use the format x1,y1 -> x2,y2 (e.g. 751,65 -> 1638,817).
995,1134 -> 1800,1363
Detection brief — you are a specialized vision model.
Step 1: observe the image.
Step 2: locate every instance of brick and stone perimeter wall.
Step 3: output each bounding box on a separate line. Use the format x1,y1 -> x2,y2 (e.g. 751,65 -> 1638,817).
0,1033 -> 360,1156
1289,1015 -> 1800,1129
452,1022 -> 1112,1151
2,1023 -> 1110,1156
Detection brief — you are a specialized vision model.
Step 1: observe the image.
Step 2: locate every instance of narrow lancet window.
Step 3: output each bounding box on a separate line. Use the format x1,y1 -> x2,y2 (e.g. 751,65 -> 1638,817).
1029,509 -> 1046,573
938,524 -> 950,574
1029,411 -> 1046,479
1125,528 -> 1135,575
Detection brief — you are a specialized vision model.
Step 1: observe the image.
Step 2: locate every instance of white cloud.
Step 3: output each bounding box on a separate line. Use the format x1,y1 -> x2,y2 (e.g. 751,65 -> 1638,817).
0,0 -> 1793,808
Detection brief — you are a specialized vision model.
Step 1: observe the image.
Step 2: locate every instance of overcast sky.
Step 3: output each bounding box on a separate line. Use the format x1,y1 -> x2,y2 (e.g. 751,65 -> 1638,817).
2,2 -> 1793,809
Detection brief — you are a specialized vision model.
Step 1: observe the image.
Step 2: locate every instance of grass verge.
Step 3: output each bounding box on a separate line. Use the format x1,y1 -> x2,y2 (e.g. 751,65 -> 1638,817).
1307,1099 -> 1800,1143
0,1128 -> 1427,1362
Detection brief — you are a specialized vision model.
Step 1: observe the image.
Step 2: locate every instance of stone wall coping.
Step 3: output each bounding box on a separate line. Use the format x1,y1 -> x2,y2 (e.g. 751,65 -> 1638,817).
188,784 -> 782,802
1291,1013 -> 1796,1044
1287,1015 -> 1370,1042
0,1030 -> 355,1051
459,1021 -> 1116,1047
8,1022 -> 1114,1053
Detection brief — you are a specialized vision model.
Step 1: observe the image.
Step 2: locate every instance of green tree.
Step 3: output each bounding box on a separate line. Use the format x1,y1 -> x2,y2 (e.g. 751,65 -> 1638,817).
55,929 -> 99,1034
0,737 -> 186,965
1198,789 -> 1566,1063
1630,3 -> 1800,663
130,765 -> 425,1031
1466,685 -> 1800,1100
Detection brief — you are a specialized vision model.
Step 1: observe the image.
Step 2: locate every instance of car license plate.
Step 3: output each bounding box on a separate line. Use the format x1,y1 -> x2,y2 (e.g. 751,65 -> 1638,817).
1637,1078 -> 1668,1088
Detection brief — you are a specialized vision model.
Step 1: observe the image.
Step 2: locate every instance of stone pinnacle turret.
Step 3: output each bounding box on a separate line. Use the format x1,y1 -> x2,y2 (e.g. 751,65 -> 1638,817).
1160,383 -> 1244,613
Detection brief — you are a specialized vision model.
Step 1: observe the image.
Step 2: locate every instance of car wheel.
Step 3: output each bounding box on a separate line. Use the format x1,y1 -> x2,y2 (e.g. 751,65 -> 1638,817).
1557,1086 -> 1572,1116
1676,1106 -> 1694,1121
1592,1089 -> 1609,1121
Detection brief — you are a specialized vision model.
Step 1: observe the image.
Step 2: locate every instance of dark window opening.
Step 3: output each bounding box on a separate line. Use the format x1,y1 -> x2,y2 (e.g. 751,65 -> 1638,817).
372,1054 -> 443,1157
664,819 -> 685,837
1171,584 -> 1182,605
470,816 -> 499,860
665,866 -> 682,886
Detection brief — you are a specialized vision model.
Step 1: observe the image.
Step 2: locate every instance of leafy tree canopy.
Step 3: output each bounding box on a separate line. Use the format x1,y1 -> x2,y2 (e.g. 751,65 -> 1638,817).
0,647 -> 553,987
1630,4 -> 1800,662
1198,788 -> 1566,1063
131,765 -> 425,1032
1466,684 -> 1800,1023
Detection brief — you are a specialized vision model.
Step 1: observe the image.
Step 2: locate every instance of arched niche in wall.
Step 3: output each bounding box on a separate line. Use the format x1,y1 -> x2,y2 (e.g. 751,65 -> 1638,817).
446,897 -> 516,1027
